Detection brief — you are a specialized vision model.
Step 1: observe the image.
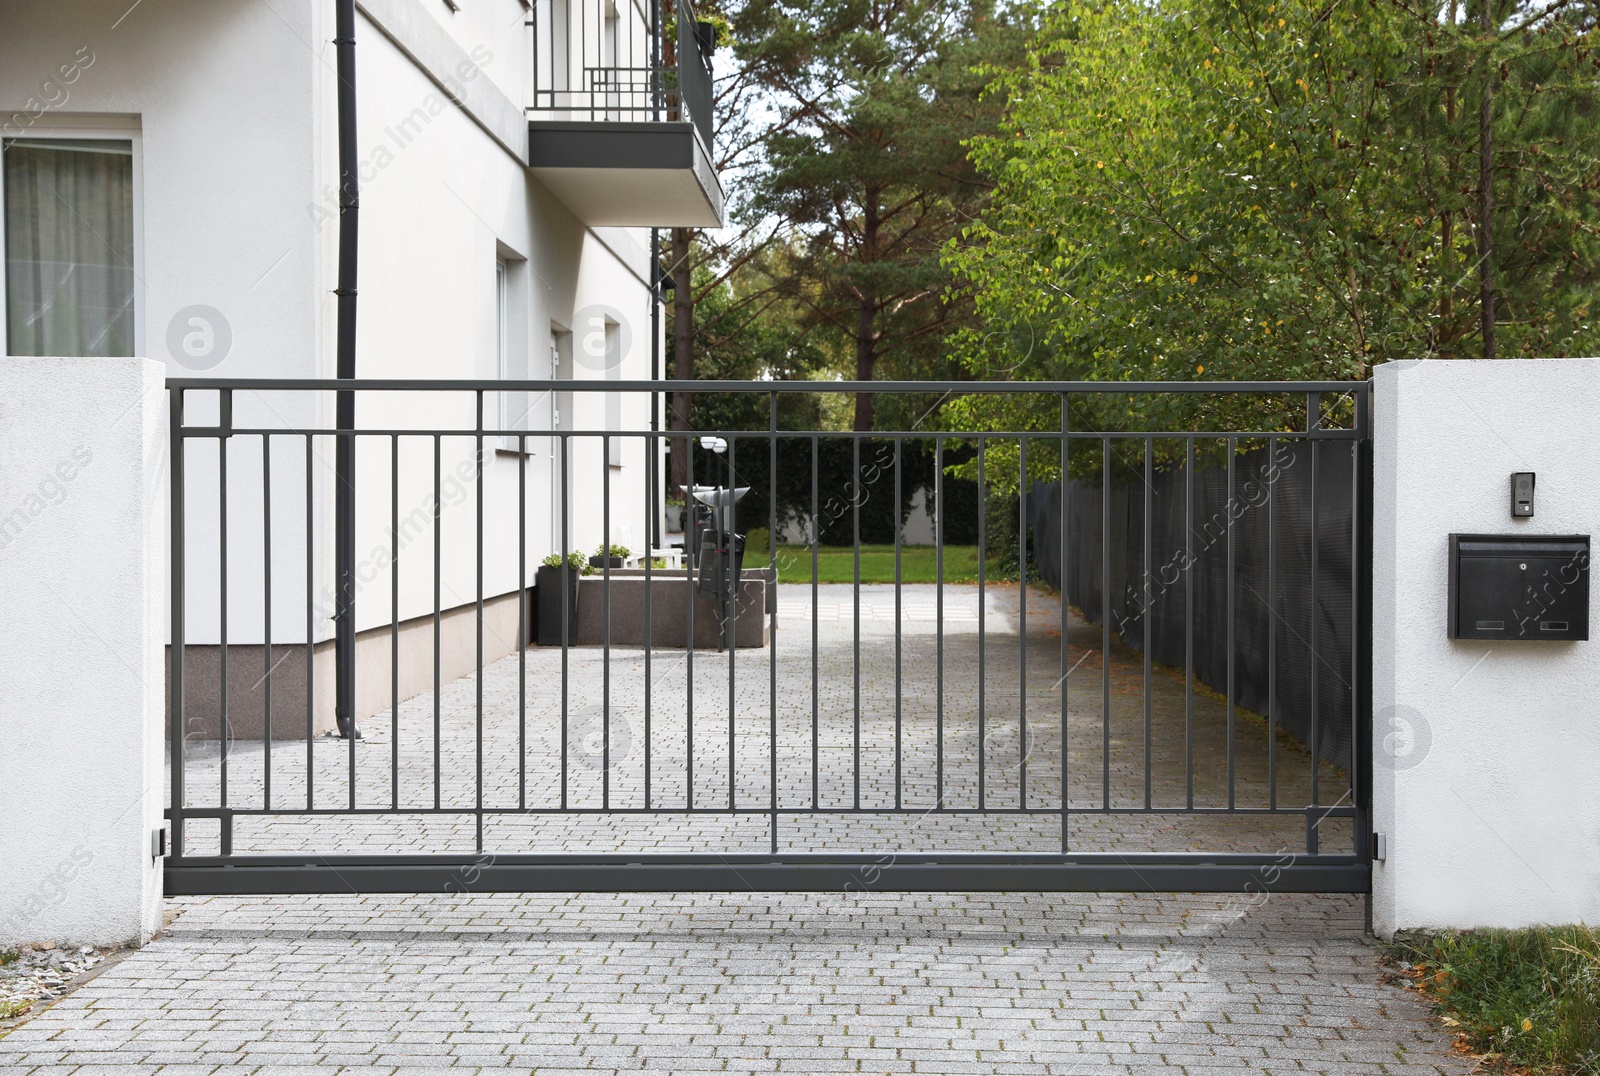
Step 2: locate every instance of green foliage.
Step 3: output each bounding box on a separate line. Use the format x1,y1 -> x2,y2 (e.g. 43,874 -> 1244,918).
669,256 -> 833,438
593,542 -> 631,559
1390,925 -> 1600,1074
743,526 -> 772,559
943,0 -> 1600,456
540,552 -> 592,574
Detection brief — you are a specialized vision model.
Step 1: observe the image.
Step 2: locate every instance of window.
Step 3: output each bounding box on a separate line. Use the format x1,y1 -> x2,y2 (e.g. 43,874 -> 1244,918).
496,260 -> 514,447
605,318 -> 622,467
549,327 -> 571,551
495,252 -> 532,453
3,136 -> 136,357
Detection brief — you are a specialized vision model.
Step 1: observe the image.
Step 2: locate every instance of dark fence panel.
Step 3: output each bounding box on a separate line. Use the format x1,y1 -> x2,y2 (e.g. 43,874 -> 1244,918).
1029,441 -> 1355,769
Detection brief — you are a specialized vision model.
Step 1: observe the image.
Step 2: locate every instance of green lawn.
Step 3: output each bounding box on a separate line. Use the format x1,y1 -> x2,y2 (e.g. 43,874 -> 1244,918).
763,544 -> 988,585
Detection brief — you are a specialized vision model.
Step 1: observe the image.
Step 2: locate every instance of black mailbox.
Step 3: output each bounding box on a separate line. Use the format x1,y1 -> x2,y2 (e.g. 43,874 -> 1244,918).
1448,534 -> 1590,641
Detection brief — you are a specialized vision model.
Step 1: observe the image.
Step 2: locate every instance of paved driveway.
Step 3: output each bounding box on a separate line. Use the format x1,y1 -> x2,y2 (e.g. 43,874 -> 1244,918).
173,585 -> 1352,860
0,585 -> 1456,1074
0,890 -> 1466,1075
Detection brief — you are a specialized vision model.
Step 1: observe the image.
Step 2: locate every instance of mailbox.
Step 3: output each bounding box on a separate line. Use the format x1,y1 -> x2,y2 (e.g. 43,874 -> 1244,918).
1448,534 -> 1590,641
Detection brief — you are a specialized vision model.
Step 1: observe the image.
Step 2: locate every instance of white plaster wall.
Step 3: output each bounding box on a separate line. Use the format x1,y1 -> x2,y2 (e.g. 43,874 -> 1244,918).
0,357 -> 166,947
0,0 -> 334,648
3,0 -> 660,649
390,0 -> 532,112
349,6 -> 655,636
1372,358 -> 1600,936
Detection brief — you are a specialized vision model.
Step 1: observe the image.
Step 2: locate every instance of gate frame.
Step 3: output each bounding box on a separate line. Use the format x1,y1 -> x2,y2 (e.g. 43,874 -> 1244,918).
163,378 -> 1373,897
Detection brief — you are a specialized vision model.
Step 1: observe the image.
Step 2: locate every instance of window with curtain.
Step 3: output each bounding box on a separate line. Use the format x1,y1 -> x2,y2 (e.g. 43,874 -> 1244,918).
3,138 -> 136,357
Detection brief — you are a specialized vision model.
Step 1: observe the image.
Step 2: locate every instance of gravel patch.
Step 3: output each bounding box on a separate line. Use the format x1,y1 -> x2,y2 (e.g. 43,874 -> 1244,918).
0,944 -> 108,1021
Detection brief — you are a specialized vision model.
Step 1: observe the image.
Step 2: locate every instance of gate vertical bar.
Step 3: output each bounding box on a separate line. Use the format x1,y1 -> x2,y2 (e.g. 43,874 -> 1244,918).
853,435 -> 862,810
1356,390 -> 1369,871
1142,438 -> 1152,811
727,434 -> 738,810
1308,393 -> 1321,854
604,434 -> 612,807
391,435 -> 400,809
1019,437 -> 1028,810
476,393 -> 485,851
560,432 -> 570,810
977,439 -> 987,810
810,435 -> 818,811
518,434 -> 527,811
934,436 -> 944,810
219,412 -> 230,850
1268,436 -> 1278,811
168,388 -> 186,859
344,423 -> 356,808
685,441 -> 695,809
1059,395 -> 1070,851
305,434 -> 315,806
1226,438 -> 1236,811
893,437 -> 903,811
1184,438 -> 1195,810
1100,436 -> 1110,812
769,393 -> 779,853
433,435 -> 442,810
643,429 -> 653,811
262,433 -> 273,808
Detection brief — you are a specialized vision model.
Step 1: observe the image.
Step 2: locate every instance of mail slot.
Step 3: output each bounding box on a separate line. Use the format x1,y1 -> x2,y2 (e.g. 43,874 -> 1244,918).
1448,534 -> 1590,641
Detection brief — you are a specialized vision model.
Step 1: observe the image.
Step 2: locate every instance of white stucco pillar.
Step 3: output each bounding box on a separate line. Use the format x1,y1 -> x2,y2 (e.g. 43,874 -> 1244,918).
1372,358 -> 1600,937
0,357 -> 167,947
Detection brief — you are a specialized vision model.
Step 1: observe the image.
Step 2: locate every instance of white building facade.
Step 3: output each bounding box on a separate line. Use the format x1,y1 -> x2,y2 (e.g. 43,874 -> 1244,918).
1,0 -> 721,734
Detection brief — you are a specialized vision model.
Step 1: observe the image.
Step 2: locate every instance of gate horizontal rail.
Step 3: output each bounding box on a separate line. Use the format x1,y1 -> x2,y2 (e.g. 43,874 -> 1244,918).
164,378 -> 1372,895
164,855 -> 1369,896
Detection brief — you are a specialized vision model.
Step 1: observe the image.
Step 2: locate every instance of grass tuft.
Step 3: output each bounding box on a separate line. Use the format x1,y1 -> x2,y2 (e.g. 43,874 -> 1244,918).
1388,925 -> 1600,1074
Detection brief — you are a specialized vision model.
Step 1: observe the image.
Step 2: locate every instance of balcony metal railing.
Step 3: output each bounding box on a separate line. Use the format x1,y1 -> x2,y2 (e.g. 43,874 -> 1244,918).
528,0 -> 715,154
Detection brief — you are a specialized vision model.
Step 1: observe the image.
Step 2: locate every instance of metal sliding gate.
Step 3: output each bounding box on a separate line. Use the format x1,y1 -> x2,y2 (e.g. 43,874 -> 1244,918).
164,379 -> 1372,895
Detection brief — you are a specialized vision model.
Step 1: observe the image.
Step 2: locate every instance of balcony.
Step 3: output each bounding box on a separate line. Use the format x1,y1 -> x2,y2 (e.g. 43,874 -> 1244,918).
527,0 -> 724,228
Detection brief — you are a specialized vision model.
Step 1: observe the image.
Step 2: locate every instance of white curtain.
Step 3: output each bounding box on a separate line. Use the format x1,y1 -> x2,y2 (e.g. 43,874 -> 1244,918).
4,138 -> 135,357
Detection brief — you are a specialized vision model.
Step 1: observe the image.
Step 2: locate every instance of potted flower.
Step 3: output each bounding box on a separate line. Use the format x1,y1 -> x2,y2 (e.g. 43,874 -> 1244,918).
535,551 -> 589,646
589,542 -> 630,570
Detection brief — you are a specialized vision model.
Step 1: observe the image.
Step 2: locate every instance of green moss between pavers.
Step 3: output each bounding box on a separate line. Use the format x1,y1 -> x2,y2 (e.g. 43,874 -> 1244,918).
1385,926 -> 1600,1075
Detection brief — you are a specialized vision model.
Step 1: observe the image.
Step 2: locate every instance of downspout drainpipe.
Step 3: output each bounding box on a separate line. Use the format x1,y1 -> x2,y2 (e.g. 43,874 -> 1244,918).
334,0 -> 361,739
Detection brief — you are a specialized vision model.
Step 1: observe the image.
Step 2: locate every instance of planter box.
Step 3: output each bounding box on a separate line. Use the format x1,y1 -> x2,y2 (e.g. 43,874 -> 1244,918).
534,565 -> 581,646
588,555 -> 627,570
575,567 -> 775,648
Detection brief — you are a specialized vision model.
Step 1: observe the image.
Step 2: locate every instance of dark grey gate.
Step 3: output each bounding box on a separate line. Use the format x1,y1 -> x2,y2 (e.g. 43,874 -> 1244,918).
163,379 -> 1371,894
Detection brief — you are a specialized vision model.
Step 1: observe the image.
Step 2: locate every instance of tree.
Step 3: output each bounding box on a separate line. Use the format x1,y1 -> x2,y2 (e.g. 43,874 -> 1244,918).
664,0 -> 800,493
942,0 -> 1600,462
734,0 -> 1032,431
